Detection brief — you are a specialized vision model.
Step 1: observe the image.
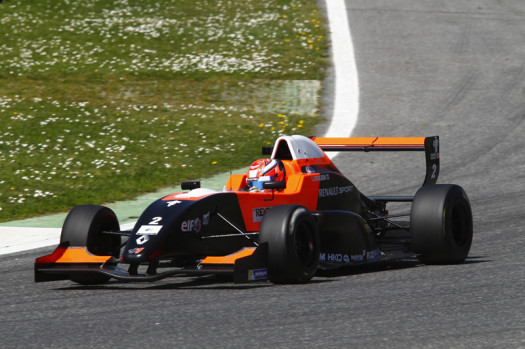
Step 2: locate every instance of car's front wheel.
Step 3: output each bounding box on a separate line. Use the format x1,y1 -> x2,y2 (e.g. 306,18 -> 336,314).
259,205 -> 320,283
60,205 -> 121,284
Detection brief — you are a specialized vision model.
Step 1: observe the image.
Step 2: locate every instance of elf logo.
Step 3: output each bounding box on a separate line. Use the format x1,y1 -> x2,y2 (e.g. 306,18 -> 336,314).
181,218 -> 201,233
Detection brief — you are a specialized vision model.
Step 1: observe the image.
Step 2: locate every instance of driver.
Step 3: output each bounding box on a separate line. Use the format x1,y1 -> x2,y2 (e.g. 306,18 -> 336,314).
246,159 -> 286,192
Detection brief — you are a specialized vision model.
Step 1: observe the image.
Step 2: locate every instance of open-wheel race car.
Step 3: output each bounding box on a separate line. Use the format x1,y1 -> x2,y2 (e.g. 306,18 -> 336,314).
35,135 -> 473,285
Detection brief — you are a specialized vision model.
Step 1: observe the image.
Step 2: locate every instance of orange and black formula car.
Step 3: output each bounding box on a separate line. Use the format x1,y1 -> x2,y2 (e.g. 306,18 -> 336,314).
35,135 -> 473,285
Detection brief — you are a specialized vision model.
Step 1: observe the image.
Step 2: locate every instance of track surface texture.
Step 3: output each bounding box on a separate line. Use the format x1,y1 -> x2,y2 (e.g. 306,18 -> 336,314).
1,1 -> 524,348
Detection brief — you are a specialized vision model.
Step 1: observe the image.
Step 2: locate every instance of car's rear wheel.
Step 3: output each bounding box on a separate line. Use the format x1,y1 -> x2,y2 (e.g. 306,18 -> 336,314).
60,205 -> 121,284
259,205 -> 319,283
410,184 -> 473,264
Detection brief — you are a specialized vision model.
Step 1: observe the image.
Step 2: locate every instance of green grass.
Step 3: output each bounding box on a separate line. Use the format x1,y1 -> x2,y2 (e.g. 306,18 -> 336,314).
0,0 -> 328,222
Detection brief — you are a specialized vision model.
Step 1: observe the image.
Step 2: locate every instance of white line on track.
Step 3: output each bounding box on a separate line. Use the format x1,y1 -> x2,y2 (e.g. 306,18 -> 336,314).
324,0 -> 360,142
0,227 -> 61,255
0,222 -> 136,255
0,0 -> 359,255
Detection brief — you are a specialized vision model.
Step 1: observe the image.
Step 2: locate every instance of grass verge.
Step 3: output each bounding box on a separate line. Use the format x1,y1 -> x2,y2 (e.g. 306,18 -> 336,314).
0,0 -> 327,221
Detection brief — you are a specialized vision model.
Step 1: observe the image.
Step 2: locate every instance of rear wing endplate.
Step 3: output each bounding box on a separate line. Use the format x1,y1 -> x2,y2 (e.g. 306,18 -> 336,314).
311,136 -> 440,186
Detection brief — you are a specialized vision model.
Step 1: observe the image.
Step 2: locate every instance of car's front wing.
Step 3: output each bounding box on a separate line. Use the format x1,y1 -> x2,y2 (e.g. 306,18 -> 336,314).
34,243 -> 269,283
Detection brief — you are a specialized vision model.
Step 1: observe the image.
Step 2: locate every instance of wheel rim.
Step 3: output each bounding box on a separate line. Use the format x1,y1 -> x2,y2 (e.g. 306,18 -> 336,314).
450,200 -> 471,247
89,211 -> 120,257
294,220 -> 317,269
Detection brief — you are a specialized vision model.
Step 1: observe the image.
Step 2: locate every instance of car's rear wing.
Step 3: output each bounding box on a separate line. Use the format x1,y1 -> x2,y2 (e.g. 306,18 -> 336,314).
311,136 -> 440,186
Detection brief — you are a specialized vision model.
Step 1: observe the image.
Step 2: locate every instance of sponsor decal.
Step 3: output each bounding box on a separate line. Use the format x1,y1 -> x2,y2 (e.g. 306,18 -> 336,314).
319,187 -> 338,197
312,174 -> 329,182
366,248 -> 382,260
248,268 -> 268,281
319,249 -> 383,264
203,211 -> 210,225
253,207 -> 270,223
181,218 -> 201,233
351,251 -> 365,262
305,166 -> 315,173
430,138 -> 440,160
128,247 -> 144,255
433,137 -> 439,154
136,225 -> 163,235
166,200 -> 181,207
319,253 -> 350,263
318,185 -> 353,198
339,186 -> 353,194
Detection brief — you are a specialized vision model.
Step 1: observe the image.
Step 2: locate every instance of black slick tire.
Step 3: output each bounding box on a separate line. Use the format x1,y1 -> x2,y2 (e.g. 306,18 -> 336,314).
60,205 -> 121,284
259,205 -> 320,283
410,184 -> 473,264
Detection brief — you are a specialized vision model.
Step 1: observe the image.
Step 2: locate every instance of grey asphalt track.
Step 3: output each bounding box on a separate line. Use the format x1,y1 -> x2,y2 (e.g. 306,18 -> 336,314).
1,1 -> 524,348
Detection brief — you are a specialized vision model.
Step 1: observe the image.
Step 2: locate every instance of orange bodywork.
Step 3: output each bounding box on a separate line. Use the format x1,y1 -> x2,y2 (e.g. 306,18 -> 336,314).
36,245 -> 112,265
160,157 -> 330,233
200,247 -> 256,265
224,159 -> 325,232
312,137 -> 426,149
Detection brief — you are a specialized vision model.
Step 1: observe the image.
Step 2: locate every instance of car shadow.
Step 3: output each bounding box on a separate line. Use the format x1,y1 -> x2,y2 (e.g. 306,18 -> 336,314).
54,274 -> 273,291
315,255 -> 489,279
315,259 -> 421,279
54,256 -> 488,291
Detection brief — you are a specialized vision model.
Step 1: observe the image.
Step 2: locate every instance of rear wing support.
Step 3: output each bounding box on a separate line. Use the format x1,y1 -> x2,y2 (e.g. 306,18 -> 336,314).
311,136 -> 440,186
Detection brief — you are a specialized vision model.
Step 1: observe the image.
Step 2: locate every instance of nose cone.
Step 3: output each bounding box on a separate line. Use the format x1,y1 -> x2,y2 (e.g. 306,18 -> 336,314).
122,246 -> 148,262
122,224 -> 165,263
120,196 -> 198,263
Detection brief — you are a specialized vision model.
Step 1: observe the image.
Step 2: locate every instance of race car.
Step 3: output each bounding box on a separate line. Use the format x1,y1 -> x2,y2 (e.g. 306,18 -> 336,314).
35,135 -> 473,285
